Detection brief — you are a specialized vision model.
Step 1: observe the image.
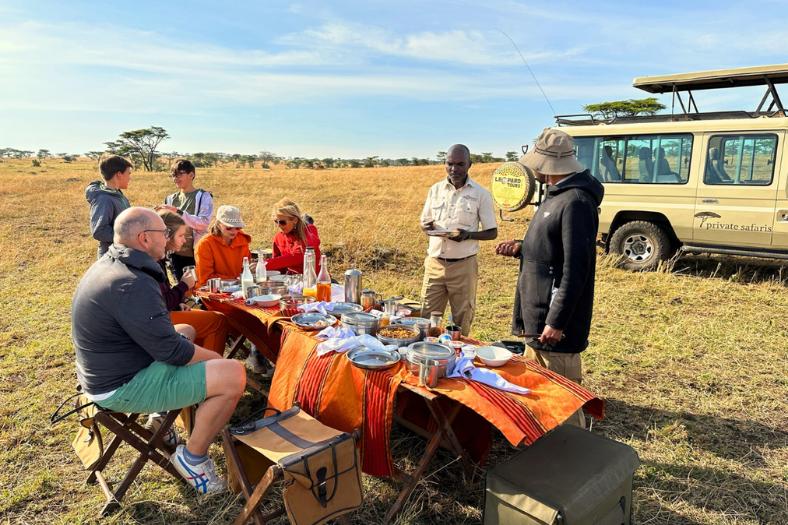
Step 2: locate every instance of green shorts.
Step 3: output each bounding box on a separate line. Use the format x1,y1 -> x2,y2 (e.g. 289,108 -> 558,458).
97,361 -> 207,413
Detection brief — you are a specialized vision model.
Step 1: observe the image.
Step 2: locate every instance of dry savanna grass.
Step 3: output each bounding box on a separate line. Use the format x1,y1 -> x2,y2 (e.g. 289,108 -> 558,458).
0,158 -> 786,524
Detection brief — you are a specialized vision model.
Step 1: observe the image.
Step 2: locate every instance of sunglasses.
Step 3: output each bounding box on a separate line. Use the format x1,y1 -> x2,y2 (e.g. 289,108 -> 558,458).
222,225 -> 242,231
171,171 -> 191,179
273,219 -> 289,226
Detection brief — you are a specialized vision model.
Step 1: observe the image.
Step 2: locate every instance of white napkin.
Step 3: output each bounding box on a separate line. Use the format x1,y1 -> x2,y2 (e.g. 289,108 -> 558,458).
298,301 -> 335,315
316,333 -> 394,357
448,356 -> 531,395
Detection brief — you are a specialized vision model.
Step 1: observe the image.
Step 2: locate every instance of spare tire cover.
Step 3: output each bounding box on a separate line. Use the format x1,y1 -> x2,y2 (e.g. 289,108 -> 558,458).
491,162 -> 536,212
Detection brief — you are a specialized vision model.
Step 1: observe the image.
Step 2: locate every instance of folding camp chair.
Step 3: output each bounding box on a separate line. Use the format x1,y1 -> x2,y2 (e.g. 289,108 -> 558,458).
51,394 -> 186,516
222,405 -> 362,525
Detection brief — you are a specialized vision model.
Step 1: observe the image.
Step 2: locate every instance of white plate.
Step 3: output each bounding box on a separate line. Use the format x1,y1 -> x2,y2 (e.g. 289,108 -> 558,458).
476,346 -> 512,367
426,228 -> 458,237
247,293 -> 282,307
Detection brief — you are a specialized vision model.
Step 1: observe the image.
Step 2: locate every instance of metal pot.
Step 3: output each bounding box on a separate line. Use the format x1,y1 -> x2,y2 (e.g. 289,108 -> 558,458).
376,323 -> 421,348
255,281 -> 287,296
341,311 -> 379,336
397,317 -> 430,339
404,342 -> 455,387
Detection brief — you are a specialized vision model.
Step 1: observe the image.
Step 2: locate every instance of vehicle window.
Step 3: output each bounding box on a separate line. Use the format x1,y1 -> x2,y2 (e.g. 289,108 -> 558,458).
704,134 -> 777,185
575,134 -> 691,184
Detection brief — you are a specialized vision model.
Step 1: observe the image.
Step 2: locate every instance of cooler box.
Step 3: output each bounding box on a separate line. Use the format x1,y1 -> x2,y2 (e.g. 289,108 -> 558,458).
484,425 -> 639,525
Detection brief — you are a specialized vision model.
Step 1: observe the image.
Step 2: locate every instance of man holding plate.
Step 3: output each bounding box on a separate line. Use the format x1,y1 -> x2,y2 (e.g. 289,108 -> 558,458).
419,144 -> 498,336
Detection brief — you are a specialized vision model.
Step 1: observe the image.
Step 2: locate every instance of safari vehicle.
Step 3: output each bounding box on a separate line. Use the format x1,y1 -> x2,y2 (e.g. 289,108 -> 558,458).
554,64 -> 788,270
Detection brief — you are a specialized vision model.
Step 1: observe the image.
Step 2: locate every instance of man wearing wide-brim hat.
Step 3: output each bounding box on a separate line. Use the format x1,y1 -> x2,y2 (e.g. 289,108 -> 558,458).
496,128 -> 604,428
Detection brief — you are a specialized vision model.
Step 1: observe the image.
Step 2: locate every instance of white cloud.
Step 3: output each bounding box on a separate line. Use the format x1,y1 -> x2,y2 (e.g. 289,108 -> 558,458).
282,22 -> 586,66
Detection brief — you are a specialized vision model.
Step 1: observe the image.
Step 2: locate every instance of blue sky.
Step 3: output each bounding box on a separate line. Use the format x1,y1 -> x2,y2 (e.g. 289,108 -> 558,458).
1,0 -> 786,159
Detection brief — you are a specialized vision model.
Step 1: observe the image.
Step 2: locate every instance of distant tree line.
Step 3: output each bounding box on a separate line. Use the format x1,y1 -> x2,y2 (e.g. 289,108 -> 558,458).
3,125 -> 517,170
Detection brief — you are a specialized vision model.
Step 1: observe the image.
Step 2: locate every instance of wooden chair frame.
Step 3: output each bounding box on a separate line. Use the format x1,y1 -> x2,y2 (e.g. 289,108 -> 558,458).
86,409 -> 185,516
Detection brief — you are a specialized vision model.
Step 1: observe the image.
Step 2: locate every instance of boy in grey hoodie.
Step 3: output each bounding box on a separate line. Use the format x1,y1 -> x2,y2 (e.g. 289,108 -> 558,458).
85,156 -> 133,258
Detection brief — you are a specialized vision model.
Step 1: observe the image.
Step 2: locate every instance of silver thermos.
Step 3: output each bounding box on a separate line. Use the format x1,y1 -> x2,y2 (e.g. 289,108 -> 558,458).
344,269 -> 362,304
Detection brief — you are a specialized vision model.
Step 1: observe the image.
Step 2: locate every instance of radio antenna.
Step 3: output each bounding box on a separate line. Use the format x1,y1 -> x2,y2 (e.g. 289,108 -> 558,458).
498,29 -> 556,115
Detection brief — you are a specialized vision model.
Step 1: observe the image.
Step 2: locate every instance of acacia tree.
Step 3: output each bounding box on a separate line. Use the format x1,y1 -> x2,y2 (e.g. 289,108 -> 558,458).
105,126 -> 170,171
584,97 -> 666,119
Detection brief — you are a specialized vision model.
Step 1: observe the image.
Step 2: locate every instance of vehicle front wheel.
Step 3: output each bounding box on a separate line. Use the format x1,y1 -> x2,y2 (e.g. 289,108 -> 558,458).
609,221 -> 673,271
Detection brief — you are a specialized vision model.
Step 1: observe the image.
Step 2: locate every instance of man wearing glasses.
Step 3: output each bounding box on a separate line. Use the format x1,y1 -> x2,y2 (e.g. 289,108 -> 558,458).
156,159 -> 214,280
72,207 -> 246,495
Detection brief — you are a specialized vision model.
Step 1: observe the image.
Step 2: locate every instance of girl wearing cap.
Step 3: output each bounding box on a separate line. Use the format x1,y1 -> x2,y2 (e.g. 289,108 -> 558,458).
264,198 -> 321,274
194,205 -> 252,287
158,210 -> 229,354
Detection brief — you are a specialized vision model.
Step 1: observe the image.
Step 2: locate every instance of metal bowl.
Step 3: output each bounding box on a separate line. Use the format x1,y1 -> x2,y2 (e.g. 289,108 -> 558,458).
346,346 -> 401,370
341,312 -> 379,336
292,312 -> 337,330
376,323 -> 421,348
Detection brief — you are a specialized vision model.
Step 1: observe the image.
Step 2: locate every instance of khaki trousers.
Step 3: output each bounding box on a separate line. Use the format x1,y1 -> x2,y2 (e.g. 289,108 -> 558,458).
525,347 -> 586,428
420,255 -> 478,336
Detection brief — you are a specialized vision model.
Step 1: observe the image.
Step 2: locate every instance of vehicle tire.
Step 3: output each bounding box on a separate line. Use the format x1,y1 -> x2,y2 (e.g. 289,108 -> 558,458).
609,221 -> 672,271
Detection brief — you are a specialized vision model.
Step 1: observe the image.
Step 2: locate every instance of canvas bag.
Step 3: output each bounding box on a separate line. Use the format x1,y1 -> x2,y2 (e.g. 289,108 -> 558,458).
230,406 -> 362,525
50,392 -> 104,470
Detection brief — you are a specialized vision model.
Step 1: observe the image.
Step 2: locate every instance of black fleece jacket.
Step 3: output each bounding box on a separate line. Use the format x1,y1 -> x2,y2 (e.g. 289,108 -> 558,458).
512,170 -> 604,353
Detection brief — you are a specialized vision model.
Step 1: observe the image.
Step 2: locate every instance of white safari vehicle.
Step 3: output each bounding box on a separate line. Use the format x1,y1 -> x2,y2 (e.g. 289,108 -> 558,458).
554,64 -> 788,270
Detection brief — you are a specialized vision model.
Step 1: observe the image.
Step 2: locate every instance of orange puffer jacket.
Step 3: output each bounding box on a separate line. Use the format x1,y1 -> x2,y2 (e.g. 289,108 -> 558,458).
195,231 -> 252,287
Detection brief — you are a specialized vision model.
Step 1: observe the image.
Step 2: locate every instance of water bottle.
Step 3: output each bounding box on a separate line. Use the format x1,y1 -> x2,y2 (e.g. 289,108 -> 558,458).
255,255 -> 267,283
241,257 -> 255,299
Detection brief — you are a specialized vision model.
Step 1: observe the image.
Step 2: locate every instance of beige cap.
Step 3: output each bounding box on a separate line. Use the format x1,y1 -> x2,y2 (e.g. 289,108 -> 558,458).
519,128 -> 585,176
216,205 -> 245,228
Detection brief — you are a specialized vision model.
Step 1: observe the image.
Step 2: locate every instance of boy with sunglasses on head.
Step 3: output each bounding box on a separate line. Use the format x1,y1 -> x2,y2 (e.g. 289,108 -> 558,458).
156,159 -> 214,280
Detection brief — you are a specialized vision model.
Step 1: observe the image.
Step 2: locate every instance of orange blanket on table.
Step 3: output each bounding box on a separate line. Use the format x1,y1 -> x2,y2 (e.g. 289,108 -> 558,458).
397,354 -> 603,448
198,292 -> 288,362
267,329 -> 402,477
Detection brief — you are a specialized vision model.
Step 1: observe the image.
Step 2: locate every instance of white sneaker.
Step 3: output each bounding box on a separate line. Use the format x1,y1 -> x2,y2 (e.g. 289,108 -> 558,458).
145,414 -> 183,448
171,444 -> 226,495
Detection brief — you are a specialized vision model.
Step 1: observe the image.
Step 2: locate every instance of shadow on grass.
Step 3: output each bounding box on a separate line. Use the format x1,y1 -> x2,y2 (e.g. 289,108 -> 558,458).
668,254 -> 787,285
597,398 -> 787,524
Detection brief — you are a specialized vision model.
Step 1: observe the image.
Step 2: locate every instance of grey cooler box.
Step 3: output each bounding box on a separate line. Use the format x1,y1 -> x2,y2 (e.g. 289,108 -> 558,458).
484,425 -> 639,525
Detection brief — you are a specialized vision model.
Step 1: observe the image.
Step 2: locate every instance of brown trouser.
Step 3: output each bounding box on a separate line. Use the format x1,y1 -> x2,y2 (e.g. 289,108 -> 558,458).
420,255 -> 478,336
170,310 -> 229,355
525,347 -> 586,428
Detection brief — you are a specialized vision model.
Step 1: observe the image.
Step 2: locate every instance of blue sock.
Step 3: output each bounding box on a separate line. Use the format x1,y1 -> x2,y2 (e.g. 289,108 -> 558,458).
182,447 -> 209,466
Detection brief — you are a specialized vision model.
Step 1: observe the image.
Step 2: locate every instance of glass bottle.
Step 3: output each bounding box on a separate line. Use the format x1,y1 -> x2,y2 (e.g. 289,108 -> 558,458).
241,257 -> 255,298
255,254 -> 268,283
316,254 -> 332,302
302,247 -> 317,298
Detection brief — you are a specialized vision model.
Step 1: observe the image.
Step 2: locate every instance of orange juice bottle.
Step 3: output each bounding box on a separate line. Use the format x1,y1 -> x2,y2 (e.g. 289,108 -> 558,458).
316,254 -> 332,302
303,286 -> 317,298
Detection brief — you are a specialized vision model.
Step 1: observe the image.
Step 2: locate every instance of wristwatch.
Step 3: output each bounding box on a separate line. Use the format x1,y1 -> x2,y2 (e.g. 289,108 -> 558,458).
176,209 -> 183,216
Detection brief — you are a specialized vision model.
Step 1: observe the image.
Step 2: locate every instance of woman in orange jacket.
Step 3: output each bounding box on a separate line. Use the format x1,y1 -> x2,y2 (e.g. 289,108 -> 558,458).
194,205 -> 252,287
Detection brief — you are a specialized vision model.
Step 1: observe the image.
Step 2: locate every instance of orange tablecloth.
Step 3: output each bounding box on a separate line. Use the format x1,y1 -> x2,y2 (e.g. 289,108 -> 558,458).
198,292 -> 604,477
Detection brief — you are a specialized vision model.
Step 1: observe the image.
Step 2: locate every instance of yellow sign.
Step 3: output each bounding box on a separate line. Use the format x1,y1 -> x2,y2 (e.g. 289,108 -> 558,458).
491,162 -> 535,212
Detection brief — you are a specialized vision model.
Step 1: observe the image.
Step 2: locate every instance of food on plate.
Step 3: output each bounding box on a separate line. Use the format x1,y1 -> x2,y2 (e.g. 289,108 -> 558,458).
378,326 -> 417,339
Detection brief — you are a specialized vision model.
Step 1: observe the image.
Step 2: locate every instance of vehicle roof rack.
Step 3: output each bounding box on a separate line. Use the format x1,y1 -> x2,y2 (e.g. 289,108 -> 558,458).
557,64 -> 788,126
636,64 -> 788,119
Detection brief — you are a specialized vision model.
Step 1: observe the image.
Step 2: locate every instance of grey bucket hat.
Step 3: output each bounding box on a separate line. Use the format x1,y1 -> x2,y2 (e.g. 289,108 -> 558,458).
519,128 -> 585,176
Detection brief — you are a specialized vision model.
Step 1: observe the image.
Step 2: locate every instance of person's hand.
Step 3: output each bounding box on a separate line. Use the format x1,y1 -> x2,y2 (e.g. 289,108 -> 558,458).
447,229 -> 472,242
181,269 -> 196,289
421,220 -> 435,233
156,204 -> 179,213
538,325 -> 564,346
496,240 -> 522,257
178,303 -> 192,311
